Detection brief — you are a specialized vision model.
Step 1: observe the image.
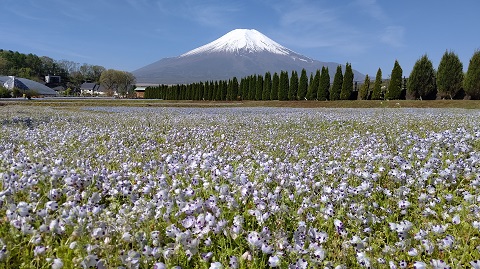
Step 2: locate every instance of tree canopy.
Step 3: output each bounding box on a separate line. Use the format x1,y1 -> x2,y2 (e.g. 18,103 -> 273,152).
437,50 -> 464,99
464,50 -> 480,99
407,55 -> 436,100
386,60 -> 403,100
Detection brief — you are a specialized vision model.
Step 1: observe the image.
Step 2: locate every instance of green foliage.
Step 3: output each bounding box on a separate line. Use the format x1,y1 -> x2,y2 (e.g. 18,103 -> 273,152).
248,75 -> 256,100
464,50 -> 480,99
231,77 -> 239,100
318,67 -> 330,101
262,72 -> 272,100
371,68 -> 383,100
298,69 -> 308,100
386,60 -> 403,100
437,51 -> 464,99
289,70 -> 298,100
100,69 -> 136,98
340,63 -> 354,100
0,85 -> 11,98
358,74 -> 370,100
306,72 -> 315,100
271,72 -> 279,100
407,55 -> 437,100
255,75 -> 263,100
278,71 -> 289,101
330,65 -> 343,101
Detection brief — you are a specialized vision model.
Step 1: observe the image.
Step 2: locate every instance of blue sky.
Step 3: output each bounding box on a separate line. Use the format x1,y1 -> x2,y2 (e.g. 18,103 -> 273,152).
1,0 -> 479,77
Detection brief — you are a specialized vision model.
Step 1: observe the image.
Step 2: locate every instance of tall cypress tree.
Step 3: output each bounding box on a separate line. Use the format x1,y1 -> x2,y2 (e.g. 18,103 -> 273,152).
358,74 -> 370,100
278,71 -> 289,101
271,72 -> 279,100
340,63 -> 354,100
263,72 -> 272,100
386,60 -> 403,100
330,65 -> 343,101
407,54 -> 436,100
248,75 -> 256,100
464,50 -> 480,99
231,77 -> 239,101
371,68 -> 383,100
289,70 -> 298,100
437,50 -> 464,99
298,68 -> 308,100
318,67 -> 330,101
256,75 -> 263,100
306,72 -> 315,100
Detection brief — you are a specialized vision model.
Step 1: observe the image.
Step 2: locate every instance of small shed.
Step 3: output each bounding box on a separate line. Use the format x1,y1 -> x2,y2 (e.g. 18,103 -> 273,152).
134,86 -> 147,98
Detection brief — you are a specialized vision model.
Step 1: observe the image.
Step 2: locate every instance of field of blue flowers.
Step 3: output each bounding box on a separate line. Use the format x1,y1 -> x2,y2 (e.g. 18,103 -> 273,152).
0,106 -> 479,268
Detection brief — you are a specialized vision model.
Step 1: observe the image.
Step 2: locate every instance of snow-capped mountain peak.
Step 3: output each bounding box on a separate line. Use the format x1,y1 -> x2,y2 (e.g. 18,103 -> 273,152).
181,29 -> 294,57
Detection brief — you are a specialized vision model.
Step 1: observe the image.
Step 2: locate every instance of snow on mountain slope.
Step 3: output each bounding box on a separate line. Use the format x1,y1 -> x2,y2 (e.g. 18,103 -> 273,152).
181,29 -> 301,57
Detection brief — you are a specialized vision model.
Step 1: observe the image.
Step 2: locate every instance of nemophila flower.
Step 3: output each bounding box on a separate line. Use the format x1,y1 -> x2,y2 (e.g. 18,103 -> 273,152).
470,260 -> 480,269
51,258 -> 63,269
289,258 -> 308,269
268,255 -> 281,267
201,252 -> 213,262
210,262 -> 223,269
430,259 -> 451,269
229,256 -> 238,269
413,261 -> 427,269
45,201 -> 59,211
408,247 -> 419,256
438,235 -> 455,250
153,262 -> 166,269
431,224 -> 448,234
34,245 -> 46,256
356,251 -> 371,268
81,254 -> 99,268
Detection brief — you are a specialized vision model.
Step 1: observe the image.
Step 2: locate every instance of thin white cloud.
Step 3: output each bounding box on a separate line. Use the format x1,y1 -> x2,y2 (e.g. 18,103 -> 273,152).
181,1 -> 243,27
353,0 -> 387,22
380,26 -> 406,47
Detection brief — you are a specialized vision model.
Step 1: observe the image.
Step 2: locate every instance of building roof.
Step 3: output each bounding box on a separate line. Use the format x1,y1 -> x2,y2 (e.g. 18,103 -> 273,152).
0,76 -> 58,96
80,82 -> 106,92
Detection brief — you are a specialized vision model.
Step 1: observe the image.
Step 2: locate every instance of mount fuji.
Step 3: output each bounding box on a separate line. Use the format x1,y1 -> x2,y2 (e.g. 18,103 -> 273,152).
133,29 -> 364,85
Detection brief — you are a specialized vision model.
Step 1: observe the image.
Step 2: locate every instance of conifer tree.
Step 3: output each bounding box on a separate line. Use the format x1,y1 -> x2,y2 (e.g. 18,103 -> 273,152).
271,72 -> 279,100
263,72 -> 272,100
278,71 -> 289,101
386,60 -> 403,99
214,81 -> 219,100
298,68 -> 308,100
306,73 -> 315,100
239,78 -> 246,100
231,77 -> 239,100
330,65 -> 343,101
435,51 -> 464,99
289,70 -> 298,100
464,50 -> 480,99
340,63 -> 354,100
358,74 -> 370,100
318,67 -> 330,101
256,75 -> 263,100
248,75 -> 256,100
371,68 -> 382,100
407,55 -> 436,100
221,80 -> 227,100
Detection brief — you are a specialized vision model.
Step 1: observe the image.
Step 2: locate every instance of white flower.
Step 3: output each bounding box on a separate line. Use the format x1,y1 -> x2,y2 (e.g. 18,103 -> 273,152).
470,260 -> 480,269
413,261 -> 427,269
430,259 -> 451,269
210,262 -> 223,269
51,258 -> 63,269
268,255 -> 280,267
